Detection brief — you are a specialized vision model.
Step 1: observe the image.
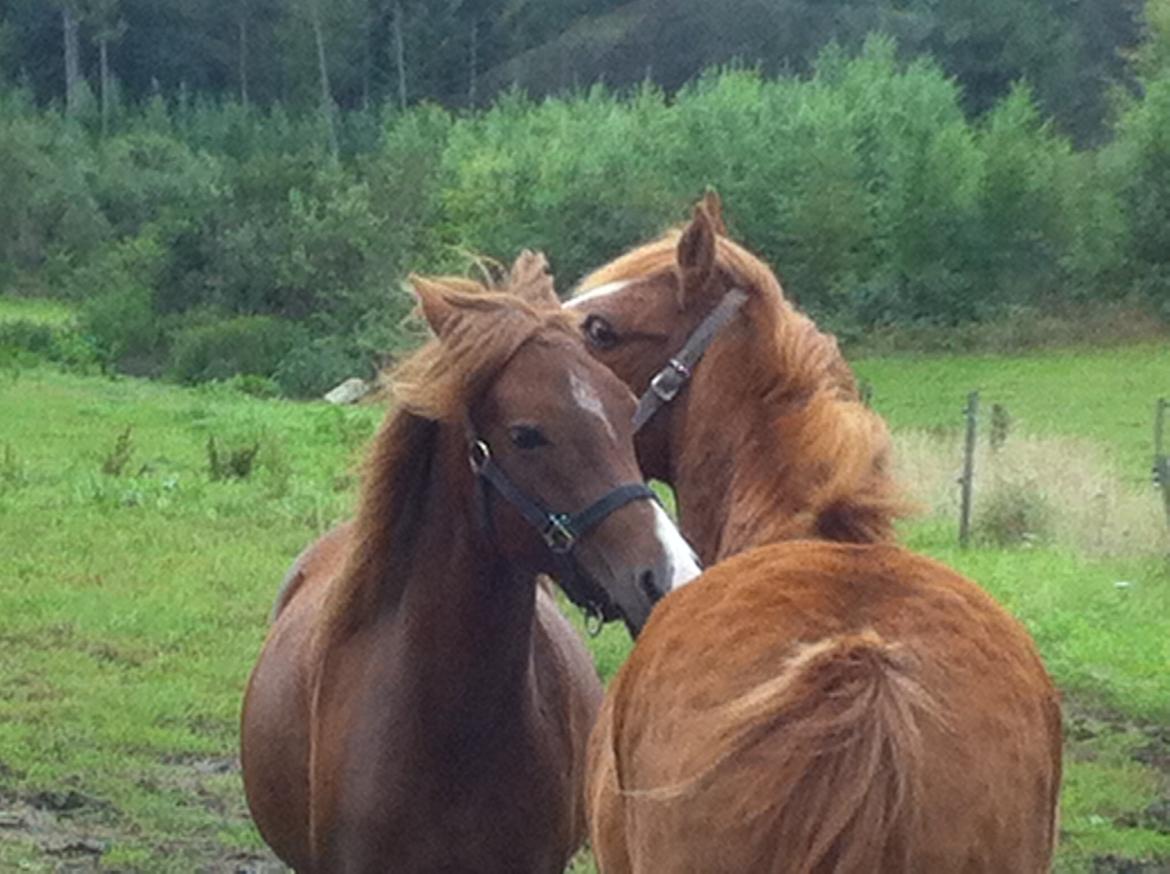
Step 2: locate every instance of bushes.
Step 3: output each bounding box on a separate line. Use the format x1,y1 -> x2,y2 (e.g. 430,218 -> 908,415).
0,317 -> 102,372
273,335 -> 371,399
168,316 -> 302,384
1,34 -> 1168,398
442,85 -> 684,282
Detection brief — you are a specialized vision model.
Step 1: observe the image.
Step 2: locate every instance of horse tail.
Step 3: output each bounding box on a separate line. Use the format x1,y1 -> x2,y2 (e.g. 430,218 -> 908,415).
628,629 -> 939,874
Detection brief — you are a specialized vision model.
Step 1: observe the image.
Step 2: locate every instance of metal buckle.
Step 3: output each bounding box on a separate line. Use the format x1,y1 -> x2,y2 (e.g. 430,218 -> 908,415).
649,359 -> 690,403
584,603 -> 604,637
542,514 -> 576,554
469,440 -> 491,474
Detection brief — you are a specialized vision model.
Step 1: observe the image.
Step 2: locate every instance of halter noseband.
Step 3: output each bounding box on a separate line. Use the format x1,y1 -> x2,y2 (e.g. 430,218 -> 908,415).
631,288 -> 749,432
468,438 -> 657,623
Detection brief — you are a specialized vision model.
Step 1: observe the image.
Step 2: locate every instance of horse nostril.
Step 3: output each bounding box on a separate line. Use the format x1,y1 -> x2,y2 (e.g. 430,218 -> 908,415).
640,569 -> 663,605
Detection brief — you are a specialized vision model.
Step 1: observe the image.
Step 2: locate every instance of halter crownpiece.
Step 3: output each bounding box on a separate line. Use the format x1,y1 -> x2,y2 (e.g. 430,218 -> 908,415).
632,288 -> 749,432
467,437 -> 658,620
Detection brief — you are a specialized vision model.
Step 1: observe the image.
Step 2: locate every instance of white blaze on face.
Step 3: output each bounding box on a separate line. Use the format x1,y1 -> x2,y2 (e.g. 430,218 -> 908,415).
569,369 -> 618,443
565,279 -> 631,309
653,503 -> 702,591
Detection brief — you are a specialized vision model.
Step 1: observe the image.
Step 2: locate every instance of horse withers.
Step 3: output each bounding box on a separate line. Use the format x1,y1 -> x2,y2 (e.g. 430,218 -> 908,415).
241,253 -> 699,873
570,197 -> 1062,872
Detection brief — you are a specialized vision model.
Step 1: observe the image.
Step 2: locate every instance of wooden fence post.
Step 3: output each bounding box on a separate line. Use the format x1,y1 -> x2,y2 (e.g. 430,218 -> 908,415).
959,391 -> 980,548
1156,398 -> 1170,529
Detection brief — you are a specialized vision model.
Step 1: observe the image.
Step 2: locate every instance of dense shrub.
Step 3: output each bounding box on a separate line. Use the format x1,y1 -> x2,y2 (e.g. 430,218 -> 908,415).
442,85 -> 685,282
168,316 -> 302,384
273,335 -> 372,399
0,318 -> 102,372
0,319 -> 56,357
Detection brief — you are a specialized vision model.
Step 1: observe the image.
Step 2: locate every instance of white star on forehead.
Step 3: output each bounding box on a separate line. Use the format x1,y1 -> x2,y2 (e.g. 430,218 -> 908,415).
569,369 -> 617,442
565,279 -> 631,308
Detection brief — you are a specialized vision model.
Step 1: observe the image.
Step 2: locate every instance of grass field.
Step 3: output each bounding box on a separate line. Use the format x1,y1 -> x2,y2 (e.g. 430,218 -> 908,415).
855,343 -> 1170,482
1,331 -> 1168,871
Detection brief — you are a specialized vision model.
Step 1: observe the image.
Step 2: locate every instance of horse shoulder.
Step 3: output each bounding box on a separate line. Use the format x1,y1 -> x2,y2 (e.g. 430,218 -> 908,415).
270,522 -> 353,621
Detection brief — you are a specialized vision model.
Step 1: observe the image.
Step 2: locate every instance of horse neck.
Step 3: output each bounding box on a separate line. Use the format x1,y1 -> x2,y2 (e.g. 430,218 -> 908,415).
326,420 -> 540,730
669,307 -> 902,564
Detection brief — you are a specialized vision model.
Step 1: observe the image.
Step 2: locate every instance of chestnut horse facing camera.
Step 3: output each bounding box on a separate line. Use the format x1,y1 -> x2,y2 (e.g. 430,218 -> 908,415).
571,197 -> 1063,872
240,253 -> 700,873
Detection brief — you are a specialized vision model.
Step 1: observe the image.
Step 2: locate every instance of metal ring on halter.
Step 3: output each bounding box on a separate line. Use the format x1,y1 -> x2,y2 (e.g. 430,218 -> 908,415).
469,440 -> 491,473
584,603 -> 605,637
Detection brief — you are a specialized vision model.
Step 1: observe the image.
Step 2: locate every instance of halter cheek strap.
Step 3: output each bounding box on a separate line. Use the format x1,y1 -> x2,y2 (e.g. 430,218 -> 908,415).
468,439 -> 657,621
632,288 -> 749,432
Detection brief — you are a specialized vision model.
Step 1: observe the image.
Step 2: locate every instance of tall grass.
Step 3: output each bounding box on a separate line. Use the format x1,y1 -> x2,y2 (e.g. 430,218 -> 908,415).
896,430 -> 1170,556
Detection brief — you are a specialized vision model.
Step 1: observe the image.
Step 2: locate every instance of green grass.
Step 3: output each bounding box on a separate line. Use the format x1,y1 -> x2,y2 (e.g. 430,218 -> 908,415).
0,296 -> 76,327
856,343 -> 1170,482
0,350 -> 1167,871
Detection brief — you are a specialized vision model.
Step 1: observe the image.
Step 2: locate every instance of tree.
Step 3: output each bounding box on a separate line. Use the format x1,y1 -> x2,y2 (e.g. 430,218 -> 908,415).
61,1 -> 83,113
89,0 -> 127,134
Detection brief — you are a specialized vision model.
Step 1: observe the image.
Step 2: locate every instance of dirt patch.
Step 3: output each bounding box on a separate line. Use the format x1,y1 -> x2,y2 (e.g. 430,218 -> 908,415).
25,788 -> 113,815
0,792 -> 112,870
1134,726 -> 1170,776
0,757 -> 287,871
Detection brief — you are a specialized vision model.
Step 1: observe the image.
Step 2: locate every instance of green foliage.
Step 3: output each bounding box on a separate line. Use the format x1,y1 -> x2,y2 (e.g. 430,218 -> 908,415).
0,319 -> 56,357
273,335 -> 370,399
1110,71 -> 1170,313
78,283 -> 159,370
2,34 -> 1170,387
206,434 -> 260,481
0,112 -> 109,286
100,426 -> 136,476
441,85 -> 683,282
168,315 -> 302,385
0,316 -> 102,373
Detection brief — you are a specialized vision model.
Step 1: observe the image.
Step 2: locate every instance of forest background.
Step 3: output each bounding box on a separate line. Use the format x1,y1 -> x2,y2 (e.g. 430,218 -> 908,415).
3,0 -> 1170,397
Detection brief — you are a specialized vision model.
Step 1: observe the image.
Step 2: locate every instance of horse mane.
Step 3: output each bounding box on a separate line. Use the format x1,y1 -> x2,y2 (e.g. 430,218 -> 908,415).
318,284 -> 578,643
579,231 -> 907,545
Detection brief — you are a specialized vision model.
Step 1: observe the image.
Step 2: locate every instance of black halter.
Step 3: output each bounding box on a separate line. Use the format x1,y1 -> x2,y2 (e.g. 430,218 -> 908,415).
468,438 -> 657,623
631,288 -> 749,432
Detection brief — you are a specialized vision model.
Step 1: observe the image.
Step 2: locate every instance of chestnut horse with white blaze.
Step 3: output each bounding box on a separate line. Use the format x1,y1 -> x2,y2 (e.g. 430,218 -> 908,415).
570,196 -> 1063,872
240,254 -> 699,873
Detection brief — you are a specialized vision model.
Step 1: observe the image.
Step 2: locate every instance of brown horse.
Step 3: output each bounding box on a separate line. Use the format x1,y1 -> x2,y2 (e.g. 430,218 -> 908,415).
241,257 -> 700,873
572,197 -> 1063,872
569,192 -> 907,565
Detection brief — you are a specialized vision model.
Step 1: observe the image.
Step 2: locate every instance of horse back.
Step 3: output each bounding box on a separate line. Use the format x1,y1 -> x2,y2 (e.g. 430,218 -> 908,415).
595,541 -> 1061,873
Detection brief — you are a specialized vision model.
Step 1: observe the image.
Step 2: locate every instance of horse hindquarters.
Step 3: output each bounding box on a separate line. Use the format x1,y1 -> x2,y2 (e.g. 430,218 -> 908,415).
586,690 -> 633,874
590,543 -> 1061,874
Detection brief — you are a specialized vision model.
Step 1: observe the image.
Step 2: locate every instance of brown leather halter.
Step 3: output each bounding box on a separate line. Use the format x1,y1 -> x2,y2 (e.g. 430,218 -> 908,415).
631,288 -> 749,432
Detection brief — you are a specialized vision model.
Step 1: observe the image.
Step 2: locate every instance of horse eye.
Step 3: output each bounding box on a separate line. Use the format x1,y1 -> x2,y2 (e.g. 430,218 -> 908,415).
583,315 -> 620,350
509,425 -> 550,450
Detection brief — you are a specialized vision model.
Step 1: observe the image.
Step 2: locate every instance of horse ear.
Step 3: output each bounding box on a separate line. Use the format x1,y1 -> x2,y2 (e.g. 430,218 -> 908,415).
699,189 -> 727,236
507,249 -> 559,309
677,203 -> 717,308
410,275 -> 461,337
